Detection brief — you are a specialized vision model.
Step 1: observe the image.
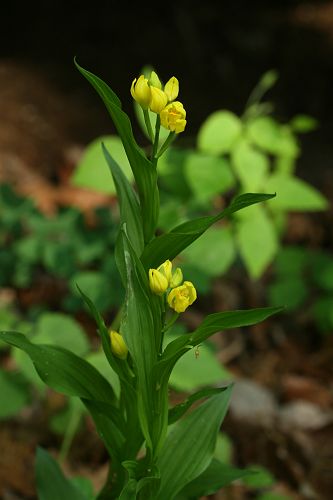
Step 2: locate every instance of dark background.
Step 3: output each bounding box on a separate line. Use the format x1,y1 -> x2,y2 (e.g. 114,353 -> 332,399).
1,0 -> 333,187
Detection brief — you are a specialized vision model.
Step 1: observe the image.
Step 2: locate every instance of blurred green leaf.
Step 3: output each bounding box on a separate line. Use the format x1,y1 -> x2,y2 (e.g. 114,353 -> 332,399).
34,313 -> 89,356
184,152 -> 235,202
36,447 -> 88,500
312,297 -> 333,333
265,173 -> 328,211
242,465 -> 275,488
181,226 -> 236,277
214,432 -> 233,464
70,271 -> 114,312
72,135 -> 132,194
0,370 -> 29,419
274,246 -> 308,276
268,277 -> 308,311
231,139 -> 269,191
247,117 -> 299,158
290,114 -> 318,133
198,111 -> 242,155
236,205 -> 279,279
310,252 -> 333,292
169,340 -> 231,392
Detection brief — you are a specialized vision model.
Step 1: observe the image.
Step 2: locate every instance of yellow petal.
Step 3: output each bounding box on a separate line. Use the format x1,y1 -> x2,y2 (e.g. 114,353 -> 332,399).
164,76 -> 179,102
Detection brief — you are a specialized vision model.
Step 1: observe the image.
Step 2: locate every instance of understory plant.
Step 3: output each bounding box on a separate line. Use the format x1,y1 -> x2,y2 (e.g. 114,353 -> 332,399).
0,63 -> 281,499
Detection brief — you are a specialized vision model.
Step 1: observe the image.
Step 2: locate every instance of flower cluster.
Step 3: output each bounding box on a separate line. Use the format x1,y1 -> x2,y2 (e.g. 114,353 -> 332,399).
149,260 -> 197,313
131,71 -> 186,134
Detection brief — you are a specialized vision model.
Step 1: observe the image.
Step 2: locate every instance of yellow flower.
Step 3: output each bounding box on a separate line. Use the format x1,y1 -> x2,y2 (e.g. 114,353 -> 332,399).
109,330 -> 128,360
130,75 -> 151,109
160,101 -> 186,133
164,77 -> 179,102
149,86 -> 168,113
170,267 -> 183,288
149,71 -> 162,89
167,281 -> 197,313
149,268 -> 169,295
157,260 -> 172,284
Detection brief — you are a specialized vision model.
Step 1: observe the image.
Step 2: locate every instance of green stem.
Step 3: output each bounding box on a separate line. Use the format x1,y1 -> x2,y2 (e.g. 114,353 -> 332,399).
143,109 -> 154,143
162,312 -> 179,333
59,404 -> 82,463
156,131 -> 176,159
152,115 -> 161,159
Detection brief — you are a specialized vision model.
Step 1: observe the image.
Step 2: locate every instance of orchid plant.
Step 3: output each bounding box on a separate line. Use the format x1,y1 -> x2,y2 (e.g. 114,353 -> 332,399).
0,62 -> 281,499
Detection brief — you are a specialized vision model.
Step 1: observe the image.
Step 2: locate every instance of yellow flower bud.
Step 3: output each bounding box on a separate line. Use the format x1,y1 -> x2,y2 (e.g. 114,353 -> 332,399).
160,101 -> 187,133
149,268 -> 169,295
149,87 -> 168,113
109,330 -> 128,360
130,75 -> 151,109
170,267 -> 183,288
167,281 -> 197,313
157,260 -> 173,284
164,77 -> 179,102
149,71 -> 162,89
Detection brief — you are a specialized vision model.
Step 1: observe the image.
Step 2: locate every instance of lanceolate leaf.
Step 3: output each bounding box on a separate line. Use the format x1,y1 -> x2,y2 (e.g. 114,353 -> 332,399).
157,387 -> 232,499
0,332 -> 116,404
75,60 -> 159,243
102,143 -> 144,256
141,193 -> 275,269
178,459 -> 253,497
155,307 -> 282,399
163,306 -> 282,361
168,386 -> 229,425
36,448 -> 88,500
119,231 -> 158,449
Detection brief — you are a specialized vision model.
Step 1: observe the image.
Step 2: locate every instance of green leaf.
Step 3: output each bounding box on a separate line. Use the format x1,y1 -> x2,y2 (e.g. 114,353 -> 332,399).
274,246 -> 308,276
311,252 -> 333,291
33,313 -> 90,356
241,465 -> 275,488
157,387 -> 232,499
265,173 -> 328,211
169,386 -> 228,424
75,61 -> 158,243
268,277 -> 307,311
236,205 -> 279,279
184,152 -> 235,202
70,271 -> 114,312
102,143 -> 144,256
312,297 -> 333,333
247,117 -> 299,158
161,307 -> 282,368
198,111 -> 242,155
179,459 -> 253,497
290,114 -> 318,133
0,332 -> 116,404
231,138 -> 269,191
0,370 -> 29,419
71,135 -> 132,194
141,193 -> 275,270
181,226 -> 236,277
169,341 -> 232,392
119,230 -> 158,449
36,447 -> 88,500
